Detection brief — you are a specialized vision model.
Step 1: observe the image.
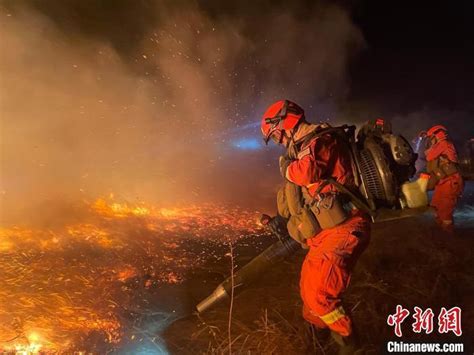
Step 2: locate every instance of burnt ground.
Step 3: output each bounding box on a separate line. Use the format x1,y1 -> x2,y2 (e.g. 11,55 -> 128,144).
161,184 -> 474,355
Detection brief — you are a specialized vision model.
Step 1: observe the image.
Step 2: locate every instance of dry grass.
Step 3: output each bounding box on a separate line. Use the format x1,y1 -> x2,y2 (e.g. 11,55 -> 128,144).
192,308 -> 310,354
164,213 -> 474,354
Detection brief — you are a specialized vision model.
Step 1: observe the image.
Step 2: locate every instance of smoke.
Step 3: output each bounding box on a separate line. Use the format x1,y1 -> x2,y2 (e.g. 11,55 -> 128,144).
391,108 -> 473,145
0,1 -> 364,223
337,96 -> 474,149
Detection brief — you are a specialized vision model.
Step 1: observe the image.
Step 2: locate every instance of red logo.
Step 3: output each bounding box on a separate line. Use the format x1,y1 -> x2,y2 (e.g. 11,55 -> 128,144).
387,306 -> 462,337
412,307 -> 434,334
438,307 -> 462,336
387,305 -> 410,337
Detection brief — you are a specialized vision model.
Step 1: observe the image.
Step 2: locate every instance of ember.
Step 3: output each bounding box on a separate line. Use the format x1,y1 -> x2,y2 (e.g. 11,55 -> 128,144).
0,197 -> 263,352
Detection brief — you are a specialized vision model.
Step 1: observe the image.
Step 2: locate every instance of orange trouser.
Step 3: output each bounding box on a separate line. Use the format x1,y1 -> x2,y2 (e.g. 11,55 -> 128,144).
300,211 -> 370,337
431,173 -> 464,226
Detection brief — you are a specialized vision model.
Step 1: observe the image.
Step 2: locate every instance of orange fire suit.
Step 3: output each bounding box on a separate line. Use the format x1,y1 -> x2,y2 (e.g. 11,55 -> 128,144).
425,139 -> 464,227
283,132 -> 371,337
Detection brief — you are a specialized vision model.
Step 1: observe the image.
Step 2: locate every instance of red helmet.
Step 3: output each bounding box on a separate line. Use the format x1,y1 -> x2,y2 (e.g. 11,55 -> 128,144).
426,125 -> 448,141
261,100 -> 305,144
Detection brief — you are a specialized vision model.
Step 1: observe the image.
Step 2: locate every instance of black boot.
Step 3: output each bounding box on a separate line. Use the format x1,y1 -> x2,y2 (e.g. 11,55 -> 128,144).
331,330 -> 363,355
305,323 -> 330,353
311,324 -> 331,341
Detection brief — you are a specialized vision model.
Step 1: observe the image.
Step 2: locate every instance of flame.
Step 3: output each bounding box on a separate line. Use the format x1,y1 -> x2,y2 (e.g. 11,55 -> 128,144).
92,198 -> 152,218
117,267 -> 138,282
0,197 -> 263,352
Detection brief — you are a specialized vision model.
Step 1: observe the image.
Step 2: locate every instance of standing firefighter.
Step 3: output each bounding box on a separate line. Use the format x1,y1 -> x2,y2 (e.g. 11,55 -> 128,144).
423,125 -> 464,232
261,100 -> 370,353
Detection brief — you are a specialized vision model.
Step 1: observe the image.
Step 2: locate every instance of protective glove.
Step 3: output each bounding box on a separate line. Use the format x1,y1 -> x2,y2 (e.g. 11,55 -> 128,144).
427,173 -> 438,190
279,155 -> 293,178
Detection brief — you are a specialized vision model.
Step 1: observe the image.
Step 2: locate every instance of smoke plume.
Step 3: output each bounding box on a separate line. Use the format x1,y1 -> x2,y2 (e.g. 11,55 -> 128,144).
0,1 -> 364,223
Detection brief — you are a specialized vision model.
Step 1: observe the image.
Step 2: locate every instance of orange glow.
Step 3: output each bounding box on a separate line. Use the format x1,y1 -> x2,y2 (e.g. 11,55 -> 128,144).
0,197 -> 263,352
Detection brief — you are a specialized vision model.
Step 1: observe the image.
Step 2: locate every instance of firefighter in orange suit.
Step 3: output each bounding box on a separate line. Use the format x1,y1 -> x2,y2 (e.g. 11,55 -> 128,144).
261,100 -> 370,353
423,125 -> 464,231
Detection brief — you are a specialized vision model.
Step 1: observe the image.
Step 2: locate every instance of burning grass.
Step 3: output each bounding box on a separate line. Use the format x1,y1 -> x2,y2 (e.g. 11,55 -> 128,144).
0,197 -> 263,353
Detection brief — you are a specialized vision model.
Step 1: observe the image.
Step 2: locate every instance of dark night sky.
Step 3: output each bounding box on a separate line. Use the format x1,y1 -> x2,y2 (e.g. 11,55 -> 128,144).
350,1 -> 474,114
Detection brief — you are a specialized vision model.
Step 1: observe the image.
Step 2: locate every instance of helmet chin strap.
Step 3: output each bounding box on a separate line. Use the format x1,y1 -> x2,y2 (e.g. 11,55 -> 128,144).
286,119 -> 308,157
286,131 -> 298,159
426,135 -> 438,149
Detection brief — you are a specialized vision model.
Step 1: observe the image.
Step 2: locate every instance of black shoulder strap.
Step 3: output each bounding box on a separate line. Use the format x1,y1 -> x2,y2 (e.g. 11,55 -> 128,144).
295,125 -> 353,150
318,178 -> 375,216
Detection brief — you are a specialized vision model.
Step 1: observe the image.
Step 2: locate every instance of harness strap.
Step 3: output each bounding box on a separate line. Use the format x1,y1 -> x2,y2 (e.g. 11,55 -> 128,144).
292,125 -> 375,216
310,177 -> 375,216
293,125 -> 352,150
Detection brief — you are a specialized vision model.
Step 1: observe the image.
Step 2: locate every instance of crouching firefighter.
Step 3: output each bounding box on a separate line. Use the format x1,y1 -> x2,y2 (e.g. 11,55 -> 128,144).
261,100 -> 371,353
421,125 -> 464,232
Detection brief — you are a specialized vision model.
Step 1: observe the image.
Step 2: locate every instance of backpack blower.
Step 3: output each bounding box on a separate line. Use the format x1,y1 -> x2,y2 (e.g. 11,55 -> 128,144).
196,119 -> 429,313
